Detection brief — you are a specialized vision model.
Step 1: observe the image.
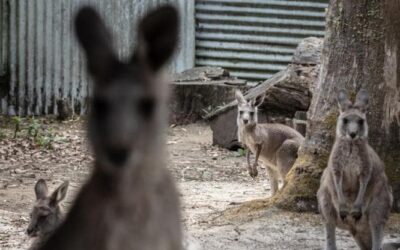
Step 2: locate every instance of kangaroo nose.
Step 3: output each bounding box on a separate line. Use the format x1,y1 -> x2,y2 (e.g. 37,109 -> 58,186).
243,119 -> 249,124
107,147 -> 129,167
349,132 -> 356,139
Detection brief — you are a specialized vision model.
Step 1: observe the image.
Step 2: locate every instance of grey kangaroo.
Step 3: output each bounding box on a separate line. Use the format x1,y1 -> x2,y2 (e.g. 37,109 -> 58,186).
39,5 -> 182,250
317,89 -> 393,250
27,179 -> 69,250
235,90 -> 304,195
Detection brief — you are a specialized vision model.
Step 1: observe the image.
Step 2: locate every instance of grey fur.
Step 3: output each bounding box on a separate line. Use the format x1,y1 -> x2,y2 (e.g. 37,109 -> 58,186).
317,89 -> 393,250
235,89 -> 304,195
38,5 -> 182,250
27,179 -> 68,250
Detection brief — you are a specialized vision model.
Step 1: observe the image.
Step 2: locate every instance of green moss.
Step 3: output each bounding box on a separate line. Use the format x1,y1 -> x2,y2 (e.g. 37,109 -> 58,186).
271,150 -> 330,212
323,110 -> 338,131
222,150 -> 332,214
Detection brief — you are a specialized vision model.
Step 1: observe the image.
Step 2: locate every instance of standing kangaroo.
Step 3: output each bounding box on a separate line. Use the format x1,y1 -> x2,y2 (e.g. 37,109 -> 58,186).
235,90 -> 304,195
27,179 -> 69,250
317,89 -> 393,250
39,5 -> 181,250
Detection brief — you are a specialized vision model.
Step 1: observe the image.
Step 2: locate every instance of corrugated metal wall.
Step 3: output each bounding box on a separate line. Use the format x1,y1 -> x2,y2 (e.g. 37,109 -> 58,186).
1,0 -> 328,115
0,0 -> 195,116
195,0 -> 328,82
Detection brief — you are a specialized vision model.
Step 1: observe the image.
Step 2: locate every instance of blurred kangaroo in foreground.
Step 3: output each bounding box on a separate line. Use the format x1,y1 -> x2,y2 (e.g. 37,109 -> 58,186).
27,179 -> 69,250
235,90 -> 304,195
39,5 -> 181,250
318,89 -> 393,250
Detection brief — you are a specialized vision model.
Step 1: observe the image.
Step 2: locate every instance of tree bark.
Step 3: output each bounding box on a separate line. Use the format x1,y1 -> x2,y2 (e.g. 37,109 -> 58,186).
273,0 -> 400,212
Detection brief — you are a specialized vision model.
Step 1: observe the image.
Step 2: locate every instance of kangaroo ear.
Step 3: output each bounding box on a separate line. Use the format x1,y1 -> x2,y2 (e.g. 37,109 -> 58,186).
134,5 -> 179,71
253,94 -> 265,107
50,181 -> 69,206
337,89 -> 352,112
35,179 -> 48,200
75,6 -> 118,80
354,89 -> 369,112
235,90 -> 246,105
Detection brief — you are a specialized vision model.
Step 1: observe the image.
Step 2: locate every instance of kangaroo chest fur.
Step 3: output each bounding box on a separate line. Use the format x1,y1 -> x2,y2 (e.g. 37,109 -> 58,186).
240,126 -> 261,151
342,147 -> 362,194
241,125 -> 273,164
240,124 -> 293,166
332,141 -> 366,200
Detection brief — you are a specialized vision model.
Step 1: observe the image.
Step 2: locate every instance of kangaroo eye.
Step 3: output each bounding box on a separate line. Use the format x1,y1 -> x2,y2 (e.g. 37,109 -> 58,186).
358,119 -> 364,126
343,118 -> 348,124
239,111 -> 244,115
249,111 -> 255,116
137,97 -> 155,119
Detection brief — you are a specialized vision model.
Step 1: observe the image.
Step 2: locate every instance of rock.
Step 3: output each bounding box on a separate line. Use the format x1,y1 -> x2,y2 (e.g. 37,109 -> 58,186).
292,37 -> 323,65
207,37 -> 323,149
14,168 -> 26,174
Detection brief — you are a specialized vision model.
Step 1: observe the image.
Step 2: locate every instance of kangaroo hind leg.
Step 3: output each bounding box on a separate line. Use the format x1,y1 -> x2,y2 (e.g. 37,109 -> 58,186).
353,232 -> 372,250
265,165 -> 279,196
276,139 -> 300,186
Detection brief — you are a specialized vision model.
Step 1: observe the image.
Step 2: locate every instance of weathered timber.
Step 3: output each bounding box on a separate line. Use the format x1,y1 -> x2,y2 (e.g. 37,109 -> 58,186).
169,67 -> 248,125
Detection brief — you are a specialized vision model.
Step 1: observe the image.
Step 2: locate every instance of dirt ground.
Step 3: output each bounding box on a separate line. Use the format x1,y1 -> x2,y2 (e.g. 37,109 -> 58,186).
0,119 -> 399,250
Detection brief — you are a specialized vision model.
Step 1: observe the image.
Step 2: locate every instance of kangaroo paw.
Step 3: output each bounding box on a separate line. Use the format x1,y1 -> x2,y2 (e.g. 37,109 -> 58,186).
339,204 -> 349,221
248,169 -> 256,178
351,205 -> 362,221
251,166 -> 258,178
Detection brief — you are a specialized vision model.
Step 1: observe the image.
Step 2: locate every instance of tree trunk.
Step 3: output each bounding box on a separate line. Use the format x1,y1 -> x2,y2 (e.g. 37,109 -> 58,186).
273,0 -> 400,212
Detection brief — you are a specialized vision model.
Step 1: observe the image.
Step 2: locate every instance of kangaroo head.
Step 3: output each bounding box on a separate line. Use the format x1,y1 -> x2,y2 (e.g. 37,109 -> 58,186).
336,89 -> 369,140
235,89 -> 265,127
27,179 -> 69,237
75,6 -> 179,170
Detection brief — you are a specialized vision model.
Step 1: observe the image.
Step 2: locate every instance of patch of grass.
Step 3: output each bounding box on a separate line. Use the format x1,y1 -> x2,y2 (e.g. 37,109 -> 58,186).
0,129 -> 6,141
27,117 -> 40,138
11,116 -> 22,138
231,147 -> 246,158
2,116 -> 66,149
34,128 -> 56,149
236,148 -> 246,157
